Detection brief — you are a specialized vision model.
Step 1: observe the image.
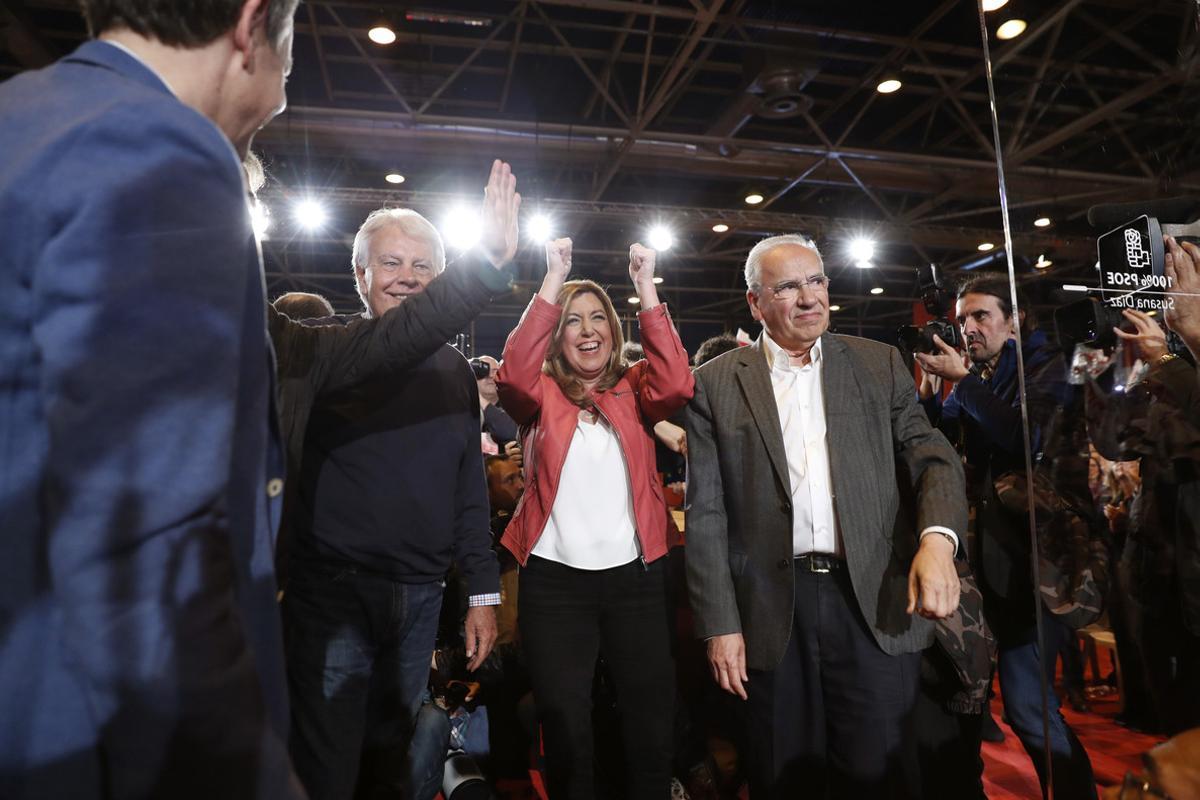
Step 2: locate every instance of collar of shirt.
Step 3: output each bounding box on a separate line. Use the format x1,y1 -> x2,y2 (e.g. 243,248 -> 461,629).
99,39 -> 180,98
763,331 -> 823,376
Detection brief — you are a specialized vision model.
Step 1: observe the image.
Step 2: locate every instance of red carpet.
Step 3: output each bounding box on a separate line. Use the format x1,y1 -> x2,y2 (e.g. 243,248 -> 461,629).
981,678 -> 1164,799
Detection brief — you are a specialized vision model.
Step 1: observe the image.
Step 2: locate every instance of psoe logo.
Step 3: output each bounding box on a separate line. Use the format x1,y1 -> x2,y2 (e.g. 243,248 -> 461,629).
1125,228 -> 1151,269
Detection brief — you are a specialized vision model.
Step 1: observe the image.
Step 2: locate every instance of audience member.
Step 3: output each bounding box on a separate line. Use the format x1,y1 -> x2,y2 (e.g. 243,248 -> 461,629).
692,333 -> 741,367
0,0 -> 305,796
474,355 -> 519,451
684,234 -> 965,799
274,291 -> 335,320
916,275 -> 1096,798
497,238 -> 694,799
282,180 -> 520,799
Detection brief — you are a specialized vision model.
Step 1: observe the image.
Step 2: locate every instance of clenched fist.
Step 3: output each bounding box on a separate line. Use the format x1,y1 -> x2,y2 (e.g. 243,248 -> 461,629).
628,242 -> 656,286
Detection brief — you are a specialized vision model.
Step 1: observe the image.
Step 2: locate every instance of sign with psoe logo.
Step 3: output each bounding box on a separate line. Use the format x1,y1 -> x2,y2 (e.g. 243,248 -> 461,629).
1097,215 -> 1172,312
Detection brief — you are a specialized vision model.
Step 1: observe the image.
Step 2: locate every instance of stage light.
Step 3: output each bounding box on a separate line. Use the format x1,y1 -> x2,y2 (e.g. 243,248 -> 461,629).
711,223 -> 729,233
250,199 -> 271,239
293,199 -> 327,231
441,205 -> 482,251
744,193 -> 764,205
1035,254 -> 1053,269
652,276 -> 664,284
648,225 -> 674,251
996,19 -> 1027,40
848,237 -> 876,263
870,287 -> 884,295
368,26 -> 396,45
385,173 -> 405,185
627,296 -> 640,305
528,213 -> 554,244
982,0 -> 1009,11
829,304 -> 841,312
1034,216 -> 1051,228
977,242 -> 995,252
876,79 -> 902,94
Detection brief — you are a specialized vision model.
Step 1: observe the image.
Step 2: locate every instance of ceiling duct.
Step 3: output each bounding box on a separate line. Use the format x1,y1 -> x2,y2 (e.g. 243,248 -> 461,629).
705,51 -> 818,157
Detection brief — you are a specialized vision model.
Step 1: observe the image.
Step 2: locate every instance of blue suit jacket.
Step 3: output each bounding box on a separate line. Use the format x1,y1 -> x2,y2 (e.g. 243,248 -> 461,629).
0,42 -> 302,798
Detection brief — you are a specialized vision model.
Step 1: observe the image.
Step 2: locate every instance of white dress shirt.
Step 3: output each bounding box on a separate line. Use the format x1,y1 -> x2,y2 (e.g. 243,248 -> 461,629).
762,333 -> 959,556
532,414 -> 641,570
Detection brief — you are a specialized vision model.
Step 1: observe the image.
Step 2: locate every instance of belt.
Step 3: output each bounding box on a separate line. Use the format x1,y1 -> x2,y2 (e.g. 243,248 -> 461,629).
795,553 -> 844,573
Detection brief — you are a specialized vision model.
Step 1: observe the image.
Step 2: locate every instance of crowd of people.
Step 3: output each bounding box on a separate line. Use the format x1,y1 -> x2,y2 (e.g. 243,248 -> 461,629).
4,2 -> 1200,800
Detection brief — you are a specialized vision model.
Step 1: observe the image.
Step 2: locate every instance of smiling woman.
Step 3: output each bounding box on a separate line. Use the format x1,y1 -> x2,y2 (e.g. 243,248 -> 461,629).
495,237 -> 695,799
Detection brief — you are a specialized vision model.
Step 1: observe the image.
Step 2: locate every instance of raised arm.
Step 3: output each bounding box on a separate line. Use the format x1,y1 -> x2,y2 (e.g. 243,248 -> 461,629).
627,243 -> 694,421
496,237 -> 572,423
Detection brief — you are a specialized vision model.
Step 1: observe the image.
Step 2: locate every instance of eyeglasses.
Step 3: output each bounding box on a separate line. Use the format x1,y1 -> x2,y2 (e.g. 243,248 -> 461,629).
754,274 -> 831,301
1119,771 -> 1170,799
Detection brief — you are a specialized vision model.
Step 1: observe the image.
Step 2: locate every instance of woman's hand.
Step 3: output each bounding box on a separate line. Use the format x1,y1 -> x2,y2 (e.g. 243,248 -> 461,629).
629,243 -> 661,310
538,237 -> 573,304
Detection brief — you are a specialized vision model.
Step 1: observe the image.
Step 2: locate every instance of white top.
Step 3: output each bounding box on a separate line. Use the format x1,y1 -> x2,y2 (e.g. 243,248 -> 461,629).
532,413 -> 641,570
762,333 -> 959,556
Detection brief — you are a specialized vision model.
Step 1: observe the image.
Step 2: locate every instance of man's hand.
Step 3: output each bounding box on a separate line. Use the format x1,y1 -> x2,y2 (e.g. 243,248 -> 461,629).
707,633 -> 748,700
916,364 -> 943,401
906,534 -> 960,620
503,439 -> 523,468
1165,235 -> 1200,357
479,159 -> 521,270
1113,308 -> 1168,362
628,242 -> 657,286
545,237 -> 572,279
464,605 -> 498,672
914,334 -> 970,384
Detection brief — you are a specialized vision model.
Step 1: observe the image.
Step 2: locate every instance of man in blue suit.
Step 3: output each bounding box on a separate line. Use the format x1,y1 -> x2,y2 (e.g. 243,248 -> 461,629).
0,1 -> 304,797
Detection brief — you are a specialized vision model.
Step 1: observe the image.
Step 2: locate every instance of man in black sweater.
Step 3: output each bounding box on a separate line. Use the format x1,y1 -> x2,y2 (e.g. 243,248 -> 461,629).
282,163 -> 519,800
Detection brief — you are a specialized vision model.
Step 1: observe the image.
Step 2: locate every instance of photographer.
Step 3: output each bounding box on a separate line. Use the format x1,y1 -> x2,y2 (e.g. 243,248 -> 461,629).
472,355 -> 520,454
916,275 -> 1097,799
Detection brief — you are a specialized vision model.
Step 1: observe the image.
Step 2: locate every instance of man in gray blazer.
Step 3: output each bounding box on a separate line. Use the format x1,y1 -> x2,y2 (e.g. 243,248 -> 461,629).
684,234 -> 968,799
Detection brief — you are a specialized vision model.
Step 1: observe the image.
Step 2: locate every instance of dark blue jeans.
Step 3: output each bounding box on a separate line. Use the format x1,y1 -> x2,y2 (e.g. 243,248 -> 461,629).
997,623 -> 1097,800
283,560 -> 444,800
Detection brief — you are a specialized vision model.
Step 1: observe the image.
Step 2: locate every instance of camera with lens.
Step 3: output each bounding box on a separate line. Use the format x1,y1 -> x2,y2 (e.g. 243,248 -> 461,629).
468,357 -> 493,381
897,262 -> 962,357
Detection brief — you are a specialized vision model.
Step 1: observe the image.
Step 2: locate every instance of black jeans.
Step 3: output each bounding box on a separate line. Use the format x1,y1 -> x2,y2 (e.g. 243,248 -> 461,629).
519,555 -> 675,800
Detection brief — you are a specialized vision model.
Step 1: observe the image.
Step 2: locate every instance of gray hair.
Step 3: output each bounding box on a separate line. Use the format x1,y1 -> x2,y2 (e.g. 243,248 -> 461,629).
744,234 -> 824,289
351,207 -> 446,274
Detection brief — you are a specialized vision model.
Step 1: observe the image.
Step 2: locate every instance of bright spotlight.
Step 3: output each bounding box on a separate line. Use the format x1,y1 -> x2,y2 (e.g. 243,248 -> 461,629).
652,276 -> 664,285
829,304 -> 841,312
977,242 -> 995,252
250,199 -> 271,239
368,26 -> 396,45
1034,216 -> 1051,228
848,238 -> 876,263
996,19 -> 1027,40
648,225 -> 674,251
528,213 -> 554,244
385,173 -> 405,185
293,199 -> 327,231
712,223 -> 729,233
627,296 -> 640,305
1035,254 -> 1053,269
982,0 -> 1009,11
870,287 -> 884,295
876,79 -> 902,94
744,193 -> 764,205
441,205 -> 482,251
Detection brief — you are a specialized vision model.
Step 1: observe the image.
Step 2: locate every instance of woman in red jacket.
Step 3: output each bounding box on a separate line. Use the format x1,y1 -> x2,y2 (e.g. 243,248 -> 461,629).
497,237 -> 694,799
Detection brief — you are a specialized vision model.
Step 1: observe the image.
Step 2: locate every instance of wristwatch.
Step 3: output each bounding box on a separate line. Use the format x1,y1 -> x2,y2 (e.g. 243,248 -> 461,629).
1152,353 -> 1179,368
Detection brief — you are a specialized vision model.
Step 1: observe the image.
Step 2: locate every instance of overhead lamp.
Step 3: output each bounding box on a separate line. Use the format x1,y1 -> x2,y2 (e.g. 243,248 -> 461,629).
829,304 -> 841,312
870,287 -> 884,295
996,19 -> 1027,40
1034,216 -> 1051,228
744,193 -> 764,205
627,296 -> 640,305
711,223 -> 730,233
292,199 -> 327,231
250,199 -> 271,239
385,173 -> 405,185
876,79 -> 902,94
1035,254 -> 1053,269
848,237 -> 876,264
981,0 -> 1009,11
652,276 -> 664,285
441,205 -> 482,251
977,242 -> 995,252
648,225 -> 674,251
368,25 -> 397,45
528,213 -> 554,244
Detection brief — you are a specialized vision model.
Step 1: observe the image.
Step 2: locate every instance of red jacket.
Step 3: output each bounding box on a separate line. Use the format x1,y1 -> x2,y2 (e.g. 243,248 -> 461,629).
496,295 -> 694,566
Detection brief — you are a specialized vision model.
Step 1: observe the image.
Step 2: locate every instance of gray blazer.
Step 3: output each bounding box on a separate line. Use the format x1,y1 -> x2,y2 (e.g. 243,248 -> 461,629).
684,332 -> 967,670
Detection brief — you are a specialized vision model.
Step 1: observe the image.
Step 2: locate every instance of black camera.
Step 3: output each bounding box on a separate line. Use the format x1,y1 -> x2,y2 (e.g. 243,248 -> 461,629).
468,357 -> 493,381
897,263 -> 962,356
1053,297 -> 1124,352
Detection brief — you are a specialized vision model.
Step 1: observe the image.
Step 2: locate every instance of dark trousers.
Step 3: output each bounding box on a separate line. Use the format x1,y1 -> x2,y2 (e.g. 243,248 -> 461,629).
997,623 -> 1097,800
283,560 -> 444,800
914,646 -> 987,800
519,555 -> 675,800
743,562 -> 921,800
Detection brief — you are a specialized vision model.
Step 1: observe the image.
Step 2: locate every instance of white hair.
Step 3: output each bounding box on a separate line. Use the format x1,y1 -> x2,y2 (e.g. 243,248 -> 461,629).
351,207 -> 446,275
743,234 -> 824,289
